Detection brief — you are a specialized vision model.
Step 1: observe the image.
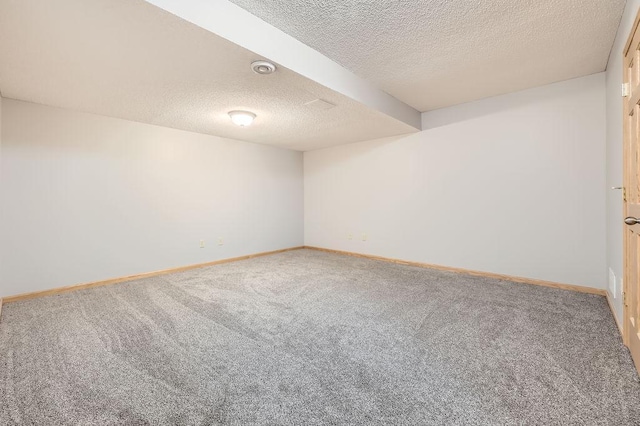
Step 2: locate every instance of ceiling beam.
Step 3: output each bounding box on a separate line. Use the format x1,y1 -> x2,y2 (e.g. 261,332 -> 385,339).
145,0 -> 422,130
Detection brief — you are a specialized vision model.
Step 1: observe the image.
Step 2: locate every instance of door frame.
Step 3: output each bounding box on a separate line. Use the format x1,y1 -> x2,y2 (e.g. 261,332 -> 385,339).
623,8 -> 640,348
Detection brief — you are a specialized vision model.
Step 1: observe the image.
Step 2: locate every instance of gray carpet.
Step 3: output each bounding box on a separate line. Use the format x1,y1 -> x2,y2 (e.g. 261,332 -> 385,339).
1,249 -> 639,425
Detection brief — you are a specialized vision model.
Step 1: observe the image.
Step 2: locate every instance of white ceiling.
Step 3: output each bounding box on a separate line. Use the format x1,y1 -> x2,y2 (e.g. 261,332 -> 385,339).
228,0 -> 626,111
0,0 -> 627,151
0,0 -> 417,151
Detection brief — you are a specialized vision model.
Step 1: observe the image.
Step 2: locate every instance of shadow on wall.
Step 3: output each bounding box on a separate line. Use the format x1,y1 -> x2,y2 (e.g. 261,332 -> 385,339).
421,73 -> 602,130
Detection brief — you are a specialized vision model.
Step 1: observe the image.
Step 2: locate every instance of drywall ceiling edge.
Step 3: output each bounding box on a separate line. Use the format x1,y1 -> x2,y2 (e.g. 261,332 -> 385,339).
605,0 -> 630,71
144,0 -> 422,130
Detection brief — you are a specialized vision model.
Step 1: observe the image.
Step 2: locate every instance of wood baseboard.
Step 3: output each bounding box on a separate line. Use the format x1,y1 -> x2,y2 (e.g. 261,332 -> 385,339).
606,292 -> 624,337
3,245 -> 606,304
304,246 -> 607,296
3,247 -> 304,303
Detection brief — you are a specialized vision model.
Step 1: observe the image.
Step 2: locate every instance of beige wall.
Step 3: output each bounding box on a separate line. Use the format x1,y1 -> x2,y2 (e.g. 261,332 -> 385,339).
0,99 -> 304,297
305,73 -> 607,289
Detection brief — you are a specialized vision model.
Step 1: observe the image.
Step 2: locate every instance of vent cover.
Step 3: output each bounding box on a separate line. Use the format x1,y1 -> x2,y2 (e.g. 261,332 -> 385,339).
304,99 -> 336,111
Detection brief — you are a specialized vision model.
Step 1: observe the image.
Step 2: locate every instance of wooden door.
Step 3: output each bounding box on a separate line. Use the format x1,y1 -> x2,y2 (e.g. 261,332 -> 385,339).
623,13 -> 640,374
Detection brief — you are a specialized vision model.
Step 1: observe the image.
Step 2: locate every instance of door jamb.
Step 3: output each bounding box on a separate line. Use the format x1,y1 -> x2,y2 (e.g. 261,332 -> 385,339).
622,9 -> 640,346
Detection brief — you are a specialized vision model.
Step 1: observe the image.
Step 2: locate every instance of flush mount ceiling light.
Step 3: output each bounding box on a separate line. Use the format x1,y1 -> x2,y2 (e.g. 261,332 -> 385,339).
228,110 -> 256,127
251,60 -> 277,75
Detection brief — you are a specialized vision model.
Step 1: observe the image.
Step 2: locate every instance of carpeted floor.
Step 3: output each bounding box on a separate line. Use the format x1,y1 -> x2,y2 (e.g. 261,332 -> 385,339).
0,249 -> 639,425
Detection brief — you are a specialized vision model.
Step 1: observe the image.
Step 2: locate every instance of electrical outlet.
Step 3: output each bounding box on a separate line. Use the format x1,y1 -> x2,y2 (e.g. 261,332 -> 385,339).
362,233 -> 368,241
618,279 -> 622,299
218,237 -> 224,246
608,268 -> 616,294
200,240 -> 205,248
347,233 -> 353,240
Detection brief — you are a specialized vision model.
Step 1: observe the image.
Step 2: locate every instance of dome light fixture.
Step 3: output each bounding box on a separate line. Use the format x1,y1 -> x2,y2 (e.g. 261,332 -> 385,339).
251,60 -> 277,75
228,110 -> 256,127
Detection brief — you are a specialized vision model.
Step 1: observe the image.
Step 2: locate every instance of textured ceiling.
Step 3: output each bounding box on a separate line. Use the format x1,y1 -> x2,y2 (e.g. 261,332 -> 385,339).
228,0 -> 626,111
0,0 -> 416,151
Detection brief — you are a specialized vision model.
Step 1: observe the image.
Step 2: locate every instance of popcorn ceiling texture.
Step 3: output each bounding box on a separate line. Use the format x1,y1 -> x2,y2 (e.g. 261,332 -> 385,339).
229,0 -> 626,111
0,0 -> 416,151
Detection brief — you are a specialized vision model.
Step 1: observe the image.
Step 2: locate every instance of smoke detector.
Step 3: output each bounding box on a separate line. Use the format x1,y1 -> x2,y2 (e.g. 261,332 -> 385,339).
251,60 -> 277,75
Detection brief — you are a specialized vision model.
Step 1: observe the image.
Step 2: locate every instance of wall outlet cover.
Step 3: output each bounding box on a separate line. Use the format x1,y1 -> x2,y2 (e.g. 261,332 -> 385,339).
608,268 -> 616,294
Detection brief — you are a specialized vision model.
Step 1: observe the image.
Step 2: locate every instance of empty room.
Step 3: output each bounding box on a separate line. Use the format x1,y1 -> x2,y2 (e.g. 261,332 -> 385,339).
1,0 -> 640,424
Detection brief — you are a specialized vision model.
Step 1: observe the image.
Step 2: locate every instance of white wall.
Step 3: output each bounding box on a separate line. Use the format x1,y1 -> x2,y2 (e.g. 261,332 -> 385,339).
0,96 -> 3,278
606,0 -> 640,327
0,99 -> 303,298
305,73 -> 607,289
